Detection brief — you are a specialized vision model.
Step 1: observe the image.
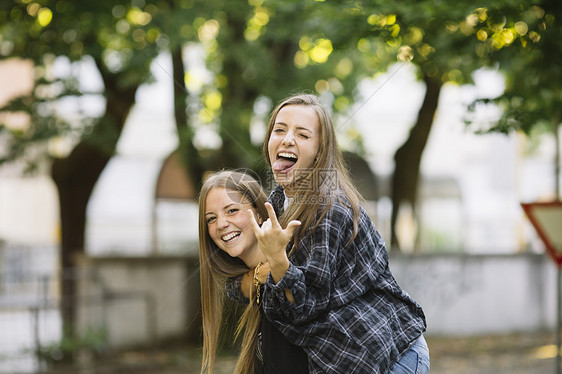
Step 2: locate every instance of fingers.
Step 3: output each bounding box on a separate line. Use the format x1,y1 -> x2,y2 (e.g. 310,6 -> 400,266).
264,202 -> 281,228
264,202 -> 301,237
261,218 -> 272,230
247,209 -> 261,234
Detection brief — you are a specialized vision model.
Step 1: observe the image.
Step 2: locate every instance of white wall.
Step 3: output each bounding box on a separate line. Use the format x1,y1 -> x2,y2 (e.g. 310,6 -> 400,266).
390,253 -> 557,336
71,252 -> 560,350
76,252 -> 201,348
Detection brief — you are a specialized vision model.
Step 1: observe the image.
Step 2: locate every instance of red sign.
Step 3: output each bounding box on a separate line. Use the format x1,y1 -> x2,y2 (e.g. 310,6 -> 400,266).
521,201 -> 562,267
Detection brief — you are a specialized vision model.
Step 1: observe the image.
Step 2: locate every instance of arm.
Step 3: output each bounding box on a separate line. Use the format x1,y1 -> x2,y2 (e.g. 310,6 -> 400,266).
262,202 -> 358,325
268,254 -> 295,304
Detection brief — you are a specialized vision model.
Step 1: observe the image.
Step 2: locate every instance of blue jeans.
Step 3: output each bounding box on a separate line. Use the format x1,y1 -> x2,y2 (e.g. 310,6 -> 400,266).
389,335 -> 430,374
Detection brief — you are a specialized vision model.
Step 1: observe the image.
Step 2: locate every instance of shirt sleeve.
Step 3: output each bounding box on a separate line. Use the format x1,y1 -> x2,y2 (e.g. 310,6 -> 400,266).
225,273 -> 250,304
262,202 -> 353,325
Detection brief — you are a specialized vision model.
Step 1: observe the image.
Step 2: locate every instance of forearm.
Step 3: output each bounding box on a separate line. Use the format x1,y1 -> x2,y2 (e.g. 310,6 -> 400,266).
268,255 -> 295,303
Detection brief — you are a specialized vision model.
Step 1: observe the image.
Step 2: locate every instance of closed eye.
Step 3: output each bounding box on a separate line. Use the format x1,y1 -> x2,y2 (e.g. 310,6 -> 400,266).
206,216 -> 216,224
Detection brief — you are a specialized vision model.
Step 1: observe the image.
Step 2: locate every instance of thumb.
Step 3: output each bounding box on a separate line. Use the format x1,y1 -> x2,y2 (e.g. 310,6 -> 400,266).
285,220 -> 301,236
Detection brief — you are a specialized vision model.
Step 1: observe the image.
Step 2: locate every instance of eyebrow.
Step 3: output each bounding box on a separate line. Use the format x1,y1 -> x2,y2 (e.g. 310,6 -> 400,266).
274,122 -> 313,134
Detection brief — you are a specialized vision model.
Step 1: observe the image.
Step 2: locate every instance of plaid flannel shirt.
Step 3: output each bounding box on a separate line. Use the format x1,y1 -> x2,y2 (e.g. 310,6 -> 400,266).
226,185 -> 426,374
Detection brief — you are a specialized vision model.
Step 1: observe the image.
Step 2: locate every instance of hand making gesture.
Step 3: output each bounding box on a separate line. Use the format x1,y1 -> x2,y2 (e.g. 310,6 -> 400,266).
248,202 -> 301,285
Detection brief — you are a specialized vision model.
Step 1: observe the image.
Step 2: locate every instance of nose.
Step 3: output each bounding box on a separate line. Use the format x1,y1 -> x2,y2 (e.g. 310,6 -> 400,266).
281,130 -> 295,146
217,215 -> 229,229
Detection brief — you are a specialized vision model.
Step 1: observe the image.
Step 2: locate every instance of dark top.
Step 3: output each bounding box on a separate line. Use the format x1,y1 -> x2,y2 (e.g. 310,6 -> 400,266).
255,307 -> 309,374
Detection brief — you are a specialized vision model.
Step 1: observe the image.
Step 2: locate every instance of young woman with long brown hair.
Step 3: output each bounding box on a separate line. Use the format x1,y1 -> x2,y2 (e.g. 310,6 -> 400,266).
228,93 -> 430,374
198,170 -> 306,374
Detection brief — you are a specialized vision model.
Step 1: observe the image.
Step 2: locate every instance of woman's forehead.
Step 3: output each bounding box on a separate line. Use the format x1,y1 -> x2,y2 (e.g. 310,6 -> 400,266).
207,187 -> 252,206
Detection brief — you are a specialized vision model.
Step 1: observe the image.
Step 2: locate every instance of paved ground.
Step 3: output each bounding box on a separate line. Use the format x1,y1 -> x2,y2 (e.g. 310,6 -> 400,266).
34,331 -> 560,373
426,332 -> 557,374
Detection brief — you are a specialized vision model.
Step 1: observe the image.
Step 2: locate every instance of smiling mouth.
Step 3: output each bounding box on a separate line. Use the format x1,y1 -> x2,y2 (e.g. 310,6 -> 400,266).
272,152 -> 298,173
221,232 -> 240,242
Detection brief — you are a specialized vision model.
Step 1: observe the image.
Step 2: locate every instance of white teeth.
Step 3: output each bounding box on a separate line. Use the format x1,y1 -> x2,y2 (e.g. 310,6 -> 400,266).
222,232 -> 240,242
278,152 -> 297,159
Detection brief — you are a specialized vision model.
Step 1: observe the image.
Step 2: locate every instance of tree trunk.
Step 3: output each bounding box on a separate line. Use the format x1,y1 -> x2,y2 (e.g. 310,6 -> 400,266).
218,77 -> 259,169
51,142 -> 111,342
51,63 -> 139,343
554,118 -> 561,200
171,45 -> 204,190
217,12 -> 260,170
390,74 -> 442,251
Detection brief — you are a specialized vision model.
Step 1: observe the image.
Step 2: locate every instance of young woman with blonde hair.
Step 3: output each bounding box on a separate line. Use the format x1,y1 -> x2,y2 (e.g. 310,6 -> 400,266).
198,170 -> 306,374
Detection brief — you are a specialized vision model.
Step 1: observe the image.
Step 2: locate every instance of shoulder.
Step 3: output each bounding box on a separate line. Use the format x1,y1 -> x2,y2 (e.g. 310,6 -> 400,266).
318,194 -> 356,229
321,195 -> 381,242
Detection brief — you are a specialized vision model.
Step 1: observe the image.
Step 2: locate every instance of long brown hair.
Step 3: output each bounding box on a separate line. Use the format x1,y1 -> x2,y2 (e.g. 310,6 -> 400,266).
198,170 -> 268,374
263,93 -> 362,250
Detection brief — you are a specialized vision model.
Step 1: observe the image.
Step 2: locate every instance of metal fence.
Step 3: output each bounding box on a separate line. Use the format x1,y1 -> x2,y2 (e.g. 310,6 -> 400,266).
0,244 -> 156,374
0,244 -> 57,373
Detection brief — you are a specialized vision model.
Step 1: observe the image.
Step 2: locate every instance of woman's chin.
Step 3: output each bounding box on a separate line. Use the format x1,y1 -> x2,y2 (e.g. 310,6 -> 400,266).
273,172 -> 294,188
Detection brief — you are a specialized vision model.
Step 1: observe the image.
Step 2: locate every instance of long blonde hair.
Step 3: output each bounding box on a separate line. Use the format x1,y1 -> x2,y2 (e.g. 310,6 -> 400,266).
198,170 -> 268,374
263,93 -> 362,249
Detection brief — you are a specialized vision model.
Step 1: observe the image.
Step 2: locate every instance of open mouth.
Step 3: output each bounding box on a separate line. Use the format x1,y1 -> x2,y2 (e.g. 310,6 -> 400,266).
221,232 -> 241,242
272,152 -> 298,173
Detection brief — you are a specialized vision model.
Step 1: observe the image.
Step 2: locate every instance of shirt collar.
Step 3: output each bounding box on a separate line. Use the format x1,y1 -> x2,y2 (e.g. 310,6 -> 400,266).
269,185 -> 286,216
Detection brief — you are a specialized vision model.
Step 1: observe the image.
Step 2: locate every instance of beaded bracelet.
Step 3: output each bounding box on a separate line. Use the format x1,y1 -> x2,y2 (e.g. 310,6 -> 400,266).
254,262 -> 264,305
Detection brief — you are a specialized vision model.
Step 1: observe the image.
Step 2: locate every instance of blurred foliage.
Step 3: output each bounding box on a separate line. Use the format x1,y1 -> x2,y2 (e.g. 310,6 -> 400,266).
0,0 -> 163,169
187,0 -> 373,170
463,1 -> 562,135
1,0 -> 559,169
350,1 -> 486,84
36,327 -> 107,366
0,0 -> 373,172
3,0 -> 558,170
